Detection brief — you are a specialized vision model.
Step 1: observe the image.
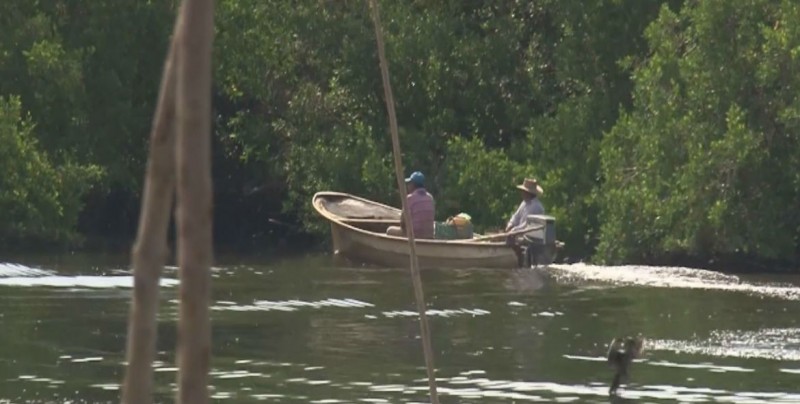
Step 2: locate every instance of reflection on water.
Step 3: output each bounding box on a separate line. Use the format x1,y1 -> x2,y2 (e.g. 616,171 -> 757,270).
550,263 -> 800,300
0,257 -> 799,402
0,262 -> 55,277
0,262 -> 179,288
0,275 -> 178,288
211,298 -> 375,312
650,328 -> 800,361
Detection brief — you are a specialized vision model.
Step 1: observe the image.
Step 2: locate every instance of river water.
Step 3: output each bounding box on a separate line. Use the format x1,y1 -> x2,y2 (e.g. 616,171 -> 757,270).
1,253 -> 799,403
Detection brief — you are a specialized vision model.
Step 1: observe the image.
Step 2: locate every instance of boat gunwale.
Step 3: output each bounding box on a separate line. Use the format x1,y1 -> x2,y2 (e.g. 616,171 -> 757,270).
312,191 -> 517,247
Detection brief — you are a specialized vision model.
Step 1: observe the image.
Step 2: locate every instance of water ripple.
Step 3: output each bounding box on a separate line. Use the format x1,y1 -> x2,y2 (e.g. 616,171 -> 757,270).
381,308 -> 490,318
211,298 -> 374,312
210,298 -> 492,320
550,264 -> 800,300
0,275 -> 178,288
0,263 -> 55,277
651,328 -> 800,361
423,377 -> 800,402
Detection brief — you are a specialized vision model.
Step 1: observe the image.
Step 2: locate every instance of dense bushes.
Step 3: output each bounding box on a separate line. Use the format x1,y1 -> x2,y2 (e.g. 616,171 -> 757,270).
597,2 -> 800,264
0,96 -> 101,244
2,0 -> 798,266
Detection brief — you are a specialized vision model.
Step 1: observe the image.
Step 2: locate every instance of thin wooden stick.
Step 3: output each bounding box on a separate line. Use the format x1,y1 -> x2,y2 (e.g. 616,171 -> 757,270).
468,224 -> 545,242
121,10 -> 183,404
366,1 -> 439,403
174,0 -> 215,402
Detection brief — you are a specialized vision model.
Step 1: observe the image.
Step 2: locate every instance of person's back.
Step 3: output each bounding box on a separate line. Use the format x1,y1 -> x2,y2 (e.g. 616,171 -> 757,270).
508,198 -> 545,231
506,178 -> 546,232
407,188 -> 435,239
505,177 -> 546,266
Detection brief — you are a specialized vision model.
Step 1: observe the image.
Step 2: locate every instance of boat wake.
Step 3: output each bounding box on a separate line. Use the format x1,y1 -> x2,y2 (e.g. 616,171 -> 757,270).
649,327 -> 800,361
0,262 -> 56,278
0,262 -> 178,289
548,263 -> 800,301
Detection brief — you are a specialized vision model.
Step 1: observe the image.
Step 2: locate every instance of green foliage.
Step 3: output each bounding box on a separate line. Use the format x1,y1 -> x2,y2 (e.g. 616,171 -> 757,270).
212,0 -> 672,255
0,1 -> 174,188
436,137 -> 532,231
2,0 -> 798,266
597,1 -> 800,263
0,96 -> 102,245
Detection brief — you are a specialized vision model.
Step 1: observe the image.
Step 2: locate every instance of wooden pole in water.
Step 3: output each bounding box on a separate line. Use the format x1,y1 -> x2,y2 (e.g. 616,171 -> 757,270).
174,0 -> 215,402
121,8 -> 183,404
366,1 -> 440,402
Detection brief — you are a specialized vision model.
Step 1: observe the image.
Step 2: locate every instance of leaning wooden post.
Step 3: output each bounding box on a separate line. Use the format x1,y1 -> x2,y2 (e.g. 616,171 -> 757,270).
121,10 -> 183,404
174,0 -> 215,402
367,1 -> 440,403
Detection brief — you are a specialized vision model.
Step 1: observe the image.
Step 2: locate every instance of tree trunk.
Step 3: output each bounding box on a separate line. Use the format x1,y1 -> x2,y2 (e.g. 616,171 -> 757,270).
120,10 -> 183,404
174,0 -> 215,403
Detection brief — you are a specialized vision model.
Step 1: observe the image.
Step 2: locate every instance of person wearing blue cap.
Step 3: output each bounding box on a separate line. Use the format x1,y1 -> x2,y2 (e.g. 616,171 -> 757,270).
386,171 -> 435,239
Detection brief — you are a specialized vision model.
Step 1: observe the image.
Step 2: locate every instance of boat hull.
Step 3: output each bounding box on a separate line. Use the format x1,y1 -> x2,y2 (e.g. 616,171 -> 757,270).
313,192 -> 520,269
329,220 -> 518,269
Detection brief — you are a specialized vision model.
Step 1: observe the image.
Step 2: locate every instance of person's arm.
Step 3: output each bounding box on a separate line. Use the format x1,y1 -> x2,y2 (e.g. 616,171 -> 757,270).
401,193 -> 413,232
505,203 -> 522,232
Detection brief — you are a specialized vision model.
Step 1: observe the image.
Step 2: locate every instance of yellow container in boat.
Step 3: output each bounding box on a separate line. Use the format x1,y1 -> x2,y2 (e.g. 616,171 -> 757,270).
451,213 -> 473,239
451,216 -> 467,226
436,213 -> 474,240
451,213 -> 471,227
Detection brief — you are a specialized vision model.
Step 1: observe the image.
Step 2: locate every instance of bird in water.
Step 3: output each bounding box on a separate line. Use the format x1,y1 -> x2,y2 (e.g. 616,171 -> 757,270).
607,335 -> 645,396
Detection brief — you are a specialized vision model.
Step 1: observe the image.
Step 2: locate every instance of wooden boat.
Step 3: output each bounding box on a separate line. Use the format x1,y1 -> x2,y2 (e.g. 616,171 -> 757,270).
312,191 -> 558,269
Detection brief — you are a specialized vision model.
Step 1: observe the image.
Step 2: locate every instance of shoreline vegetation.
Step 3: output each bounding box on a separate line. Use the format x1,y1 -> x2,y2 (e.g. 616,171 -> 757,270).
2,1 -> 799,272
2,234 -> 796,275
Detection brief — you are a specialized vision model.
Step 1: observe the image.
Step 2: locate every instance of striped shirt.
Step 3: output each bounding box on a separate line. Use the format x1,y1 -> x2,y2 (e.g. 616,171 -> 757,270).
406,188 -> 435,239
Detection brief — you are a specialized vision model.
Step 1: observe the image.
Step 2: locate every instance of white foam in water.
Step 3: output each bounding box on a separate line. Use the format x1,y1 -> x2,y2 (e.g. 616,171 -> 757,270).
211,298 -> 375,312
0,275 -> 178,288
549,263 -> 800,300
215,370 -> 263,379
432,377 -> 800,402
647,360 -> 754,373
0,262 -> 178,289
562,354 -> 608,362
90,383 -> 120,391
381,308 -> 491,318
71,357 -> 103,363
251,394 -> 283,399
651,328 -> 800,361
0,263 -> 56,278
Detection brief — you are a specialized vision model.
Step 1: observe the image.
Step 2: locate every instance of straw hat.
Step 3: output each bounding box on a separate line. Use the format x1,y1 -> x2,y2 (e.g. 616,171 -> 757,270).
515,178 -> 543,196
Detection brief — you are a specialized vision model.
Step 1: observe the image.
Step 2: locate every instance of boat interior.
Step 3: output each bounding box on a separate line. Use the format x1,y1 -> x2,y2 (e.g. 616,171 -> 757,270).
318,194 -> 490,239
318,195 -> 402,233
316,192 -> 549,243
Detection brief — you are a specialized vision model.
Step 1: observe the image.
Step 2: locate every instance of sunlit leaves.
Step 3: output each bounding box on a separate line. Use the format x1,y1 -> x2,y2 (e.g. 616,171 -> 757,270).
0,96 -> 102,245
597,0 -> 800,263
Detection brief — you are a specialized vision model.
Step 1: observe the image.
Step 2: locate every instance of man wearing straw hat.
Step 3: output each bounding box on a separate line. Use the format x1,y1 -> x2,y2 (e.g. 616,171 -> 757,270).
505,178 -> 545,264
505,178 -> 545,233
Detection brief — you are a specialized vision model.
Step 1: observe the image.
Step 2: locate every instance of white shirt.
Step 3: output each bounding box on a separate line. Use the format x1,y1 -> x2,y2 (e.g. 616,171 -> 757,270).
507,198 -> 545,231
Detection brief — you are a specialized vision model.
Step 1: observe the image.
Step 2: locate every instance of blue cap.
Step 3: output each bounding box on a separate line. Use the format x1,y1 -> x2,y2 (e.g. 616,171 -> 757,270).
405,171 -> 425,186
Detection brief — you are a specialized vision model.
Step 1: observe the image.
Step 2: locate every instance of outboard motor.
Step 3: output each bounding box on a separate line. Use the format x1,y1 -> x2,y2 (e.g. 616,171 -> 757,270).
521,214 -> 557,268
